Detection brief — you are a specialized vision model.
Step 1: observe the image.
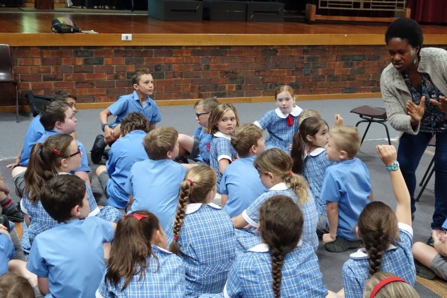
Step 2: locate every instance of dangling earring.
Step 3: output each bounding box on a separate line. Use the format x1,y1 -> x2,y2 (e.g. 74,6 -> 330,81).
413,56 -> 418,65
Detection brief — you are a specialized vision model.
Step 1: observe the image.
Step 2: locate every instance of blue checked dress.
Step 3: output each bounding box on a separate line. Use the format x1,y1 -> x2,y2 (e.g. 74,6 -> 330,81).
209,132 -> 237,190
342,223 -> 416,298
96,245 -> 185,298
165,203 -> 237,298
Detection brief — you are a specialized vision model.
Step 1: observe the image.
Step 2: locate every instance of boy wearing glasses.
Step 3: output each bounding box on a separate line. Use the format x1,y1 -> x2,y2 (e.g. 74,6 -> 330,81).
177,97 -> 219,165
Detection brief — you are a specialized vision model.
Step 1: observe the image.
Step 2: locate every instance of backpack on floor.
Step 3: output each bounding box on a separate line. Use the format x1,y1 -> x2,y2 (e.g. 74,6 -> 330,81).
51,17 -> 81,33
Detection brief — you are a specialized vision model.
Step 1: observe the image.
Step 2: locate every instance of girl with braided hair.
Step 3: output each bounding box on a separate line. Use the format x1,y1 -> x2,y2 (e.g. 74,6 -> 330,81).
342,145 -> 415,298
97,210 -> 185,297
232,148 -> 319,252
220,195 -> 331,298
165,165 -> 236,297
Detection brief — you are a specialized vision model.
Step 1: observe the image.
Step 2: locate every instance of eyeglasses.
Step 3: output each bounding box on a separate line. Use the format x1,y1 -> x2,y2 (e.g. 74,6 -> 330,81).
195,112 -> 210,118
68,148 -> 81,158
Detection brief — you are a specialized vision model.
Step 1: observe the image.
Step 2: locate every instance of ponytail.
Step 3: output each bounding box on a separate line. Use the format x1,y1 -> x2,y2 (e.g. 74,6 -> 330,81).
169,165 -> 216,255
105,210 -> 160,291
284,173 -> 308,205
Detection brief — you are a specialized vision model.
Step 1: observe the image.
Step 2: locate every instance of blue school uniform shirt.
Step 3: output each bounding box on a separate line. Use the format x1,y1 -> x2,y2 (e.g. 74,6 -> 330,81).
0,233 -> 14,275
242,183 -> 319,251
165,203 -> 237,298
193,126 -> 212,164
342,223 -> 415,298
125,159 -> 186,231
220,155 -> 267,218
210,132 -> 238,190
107,91 -> 161,127
37,130 -> 90,173
96,245 -> 185,298
26,217 -> 114,298
222,242 -> 327,298
320,158 -> 371,241
303,148 -> 335,217
254,106 -> 302,152
19,115 -> 45,166
105,130 -> 148,209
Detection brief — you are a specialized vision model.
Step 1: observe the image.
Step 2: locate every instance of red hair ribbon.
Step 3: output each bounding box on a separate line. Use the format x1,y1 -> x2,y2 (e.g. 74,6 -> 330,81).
187,178 -> 194,186
123,213 -> 149,221
51,148 -> 61,155
173,235 -> 179,241
288,170 -> 293,176
369,277 -> 407,298
286,114 -> 294,126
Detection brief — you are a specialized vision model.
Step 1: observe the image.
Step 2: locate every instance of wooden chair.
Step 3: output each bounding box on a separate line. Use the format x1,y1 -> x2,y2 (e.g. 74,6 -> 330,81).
0,44 -> 19,122
416,136 -> 436,202
350,105 -> 391,145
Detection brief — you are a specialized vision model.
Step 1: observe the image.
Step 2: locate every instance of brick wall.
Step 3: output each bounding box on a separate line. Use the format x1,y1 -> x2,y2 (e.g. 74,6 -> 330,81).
0,45 -> 401,107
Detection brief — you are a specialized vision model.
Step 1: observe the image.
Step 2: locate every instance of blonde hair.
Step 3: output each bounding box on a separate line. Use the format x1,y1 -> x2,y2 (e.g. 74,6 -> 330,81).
274,85 -> 295,100
194,97 -> 219,112
169,165 -> 217,255
363,272 -> 419,298
254,148 -> 308,204
329,125 -> 361,158
206,103 -> 240,135
143,127 -> 178,160
298,109 -> 321,125
231,124 -> 263,157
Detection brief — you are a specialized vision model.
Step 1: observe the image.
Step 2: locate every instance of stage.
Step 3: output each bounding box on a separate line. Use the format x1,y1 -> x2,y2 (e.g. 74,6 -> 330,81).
0,8 -> 447,112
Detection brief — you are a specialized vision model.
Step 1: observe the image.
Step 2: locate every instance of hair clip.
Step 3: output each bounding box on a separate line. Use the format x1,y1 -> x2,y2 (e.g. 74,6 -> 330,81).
123,213 -> 149,221
187,178 -> 194,186
51,148 -> 61,155
173,235 -> 179,241
288,170 -> 293,176
369,277 -> 407,298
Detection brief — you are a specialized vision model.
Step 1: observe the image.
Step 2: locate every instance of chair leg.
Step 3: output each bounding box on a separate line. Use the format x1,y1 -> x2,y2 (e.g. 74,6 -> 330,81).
355,120 -> 372,145
416,166 -> 435,202
419,156 -> 435,187
15,84 -> 19,123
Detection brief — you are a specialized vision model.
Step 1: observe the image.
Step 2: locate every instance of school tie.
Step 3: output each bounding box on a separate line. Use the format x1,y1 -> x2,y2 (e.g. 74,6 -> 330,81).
287,114 -> 293,126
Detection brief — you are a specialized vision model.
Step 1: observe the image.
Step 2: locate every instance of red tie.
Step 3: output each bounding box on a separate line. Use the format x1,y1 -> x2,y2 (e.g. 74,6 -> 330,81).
287,114 -> 293,126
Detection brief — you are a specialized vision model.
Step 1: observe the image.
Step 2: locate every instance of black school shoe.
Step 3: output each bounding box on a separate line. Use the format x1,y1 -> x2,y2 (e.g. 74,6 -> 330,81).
91,134 -> 107,164
0,214 -> 11,231
325,237 -> 362,253
415,260 -> 436,280
2,205 -> 23,223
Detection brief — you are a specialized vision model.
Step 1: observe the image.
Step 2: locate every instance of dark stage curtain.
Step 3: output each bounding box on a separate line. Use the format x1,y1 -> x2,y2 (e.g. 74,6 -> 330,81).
408,0 -> 447,24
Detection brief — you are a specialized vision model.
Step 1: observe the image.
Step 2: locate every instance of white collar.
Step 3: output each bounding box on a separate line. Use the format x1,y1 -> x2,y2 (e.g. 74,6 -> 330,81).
269,182 -> 288,191
57,172 -> 70,175
214,131 -> 231,140
185,202 -> 221,214
248,240 -> 303,252
349,244 -> 398,260
153,245 -> 173,254
308,147 -> 325,157
275,106 -> 302,118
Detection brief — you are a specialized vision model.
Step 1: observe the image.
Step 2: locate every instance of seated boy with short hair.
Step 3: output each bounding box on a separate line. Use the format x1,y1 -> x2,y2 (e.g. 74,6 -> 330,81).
220,124 -> 267,217
319,126 -> 372,253
95,112 -> 149,211
26,175 -> 115,298
124,127 -> 186,231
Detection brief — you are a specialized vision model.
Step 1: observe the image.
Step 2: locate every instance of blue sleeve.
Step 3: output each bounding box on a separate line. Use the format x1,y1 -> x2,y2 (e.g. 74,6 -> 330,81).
96,217 -> 115,243
74,140 -> 90,172
244,194 -> 269,225
320,170 -> 341,203
105,142 -> 119,177
193,127 -> 202,140
26,238 -> 49,277
216,138 -> 233,161
0,234 -> 14,259
225,258 -> 244,298
150,102 -> 162,125
124,173 -> 133,196
342,261 -> 363,298
256,110 -> 274,130
219,172 -> 229,195
107,96 -> 128,117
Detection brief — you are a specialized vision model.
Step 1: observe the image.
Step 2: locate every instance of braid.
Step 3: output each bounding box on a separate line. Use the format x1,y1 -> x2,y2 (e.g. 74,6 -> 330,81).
169,181 -> 190,255
363,230 -> 388,276
284,173 -> 308,205
270,248 -> 285,298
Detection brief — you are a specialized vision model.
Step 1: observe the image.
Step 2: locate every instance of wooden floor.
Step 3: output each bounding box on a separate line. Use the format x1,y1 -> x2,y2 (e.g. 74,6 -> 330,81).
1,8 -> 447,46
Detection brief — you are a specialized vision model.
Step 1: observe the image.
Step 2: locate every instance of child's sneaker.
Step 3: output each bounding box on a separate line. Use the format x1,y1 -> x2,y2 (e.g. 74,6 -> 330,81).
91,134 -> 107,164
2,205 -> 24,223
325,237 -> 361,253
415,260 -> 436,280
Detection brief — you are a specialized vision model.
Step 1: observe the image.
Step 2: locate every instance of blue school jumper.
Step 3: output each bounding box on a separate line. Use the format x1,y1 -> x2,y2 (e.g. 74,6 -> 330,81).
105,130 -> 148,209
19,115 -> 45,166
320,158 -> 371,241
27,217 -> 114,298
241,183 -> 319,251
107,91 -> 161,127
96,245 -> 185,298
303,148 -> 335,216
209,132 -> 237,190
165,203 -> 237,298
220,155 -> 267,218
193,126 -> 212,164
254,106 -> 301,152
342,223 -> 416,298
222,242 -> 327,298
125,159 -> 186,231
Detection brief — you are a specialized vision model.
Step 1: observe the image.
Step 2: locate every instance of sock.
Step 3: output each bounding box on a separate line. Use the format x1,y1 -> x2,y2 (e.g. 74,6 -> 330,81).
0,197 -> 16,211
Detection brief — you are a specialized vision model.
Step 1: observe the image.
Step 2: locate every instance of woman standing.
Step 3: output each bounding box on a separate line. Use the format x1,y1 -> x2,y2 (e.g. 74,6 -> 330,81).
381,18 -> 447,240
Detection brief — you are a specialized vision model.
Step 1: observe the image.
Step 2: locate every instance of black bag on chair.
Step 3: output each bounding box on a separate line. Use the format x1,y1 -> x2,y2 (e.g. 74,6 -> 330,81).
28,93 -> 52,117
